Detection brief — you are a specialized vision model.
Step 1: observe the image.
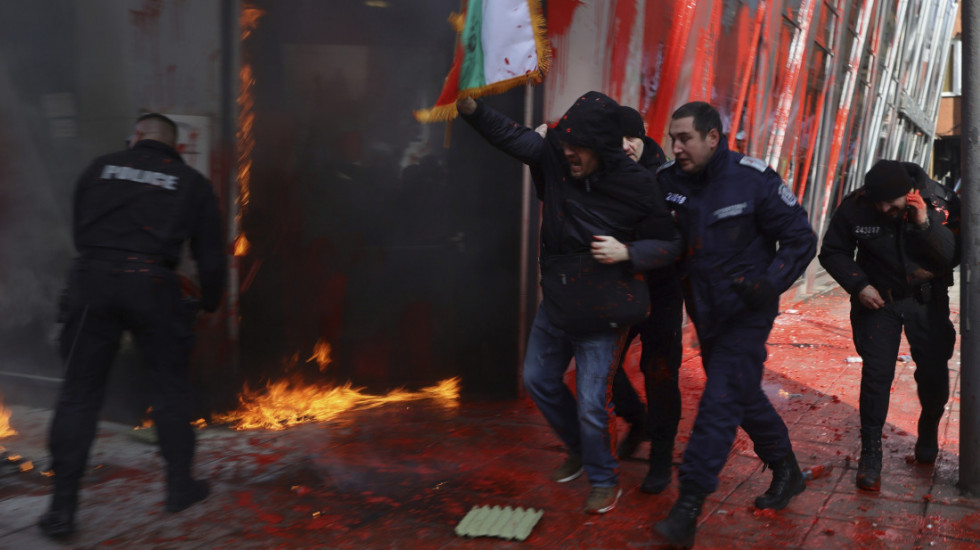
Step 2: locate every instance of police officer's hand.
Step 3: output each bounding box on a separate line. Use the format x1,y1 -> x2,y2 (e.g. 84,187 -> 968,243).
905,189 -> 928,228
457,97 -> 477,116
732,277 -> 778,309
857,285 -> 885,310
591,235 -> 629,264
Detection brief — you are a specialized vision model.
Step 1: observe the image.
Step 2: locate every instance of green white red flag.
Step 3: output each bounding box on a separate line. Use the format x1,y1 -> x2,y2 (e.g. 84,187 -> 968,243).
414,0 -> 551,123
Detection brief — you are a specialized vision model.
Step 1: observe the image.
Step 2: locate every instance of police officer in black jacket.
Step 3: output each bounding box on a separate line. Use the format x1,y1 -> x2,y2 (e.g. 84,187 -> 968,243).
39,113 -> 227,537
819,160 -> 959,492
654,102 -> 816,547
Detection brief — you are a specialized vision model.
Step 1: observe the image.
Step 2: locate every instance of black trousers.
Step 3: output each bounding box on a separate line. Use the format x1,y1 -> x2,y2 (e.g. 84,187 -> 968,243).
679,317 -> 792,493
611,281 -> 684,453
850,289 -> 955,434
50,258 -> 197,497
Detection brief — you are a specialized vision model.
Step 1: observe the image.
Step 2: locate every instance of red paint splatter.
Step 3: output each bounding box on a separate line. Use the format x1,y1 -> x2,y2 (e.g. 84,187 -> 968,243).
547,0 -> 584,37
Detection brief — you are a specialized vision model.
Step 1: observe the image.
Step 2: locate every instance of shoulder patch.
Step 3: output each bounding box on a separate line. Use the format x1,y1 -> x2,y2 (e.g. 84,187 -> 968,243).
739,156 -> 769,173
657,159 -> 675,173
778,184 -> 798,207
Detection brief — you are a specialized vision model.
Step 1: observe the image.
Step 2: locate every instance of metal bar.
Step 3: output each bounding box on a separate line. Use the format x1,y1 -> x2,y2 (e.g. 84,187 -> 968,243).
517,82 -> 535,397
815,0 -> 876,238
959,0 -> 980,496
765,0 -> 818,168
729,0 -> 768,151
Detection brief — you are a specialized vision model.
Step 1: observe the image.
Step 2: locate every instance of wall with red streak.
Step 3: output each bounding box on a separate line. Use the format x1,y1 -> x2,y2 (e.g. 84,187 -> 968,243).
541,0 -> 955,237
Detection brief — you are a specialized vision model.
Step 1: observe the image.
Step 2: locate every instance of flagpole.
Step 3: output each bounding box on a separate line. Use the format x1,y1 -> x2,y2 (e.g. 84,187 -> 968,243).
517,82 -> 535,397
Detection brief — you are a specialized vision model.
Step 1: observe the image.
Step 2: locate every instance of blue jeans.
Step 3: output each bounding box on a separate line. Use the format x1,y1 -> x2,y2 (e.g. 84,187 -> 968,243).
522,306 -> 628,487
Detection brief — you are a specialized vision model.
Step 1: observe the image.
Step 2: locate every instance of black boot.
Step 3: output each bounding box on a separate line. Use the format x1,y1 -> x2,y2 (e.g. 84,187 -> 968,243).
38,491 -> 77,538
166,478 -> 211,513
914,411 -> 942,464
856,430 -> 882,491
755,451 -> 806,510
641,442 -> 673,494
654,484 -> 707,548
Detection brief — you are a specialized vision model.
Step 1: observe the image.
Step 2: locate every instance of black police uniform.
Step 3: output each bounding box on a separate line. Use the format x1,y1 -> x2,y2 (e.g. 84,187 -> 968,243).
48,139 -> 226,518
608,135 -> 685,491
658,139 -> 816,494
818,164 -> 959,450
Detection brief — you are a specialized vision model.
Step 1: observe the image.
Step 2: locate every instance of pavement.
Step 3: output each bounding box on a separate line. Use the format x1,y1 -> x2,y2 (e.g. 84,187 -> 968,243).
0,275 -> 978,549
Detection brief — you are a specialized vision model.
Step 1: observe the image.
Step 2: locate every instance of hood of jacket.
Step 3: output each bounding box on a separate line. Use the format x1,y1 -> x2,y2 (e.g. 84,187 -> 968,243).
552,91 -> 632,175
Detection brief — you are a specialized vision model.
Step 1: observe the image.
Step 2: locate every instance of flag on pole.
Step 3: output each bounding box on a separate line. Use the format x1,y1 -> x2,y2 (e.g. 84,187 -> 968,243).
414,0 -> 551,123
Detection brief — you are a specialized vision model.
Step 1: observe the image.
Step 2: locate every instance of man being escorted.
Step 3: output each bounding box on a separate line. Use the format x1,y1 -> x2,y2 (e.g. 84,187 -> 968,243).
655,102 -> 816,547
457,92 -> 680,514
39,113 -> 227,537
819,160 -> 959,491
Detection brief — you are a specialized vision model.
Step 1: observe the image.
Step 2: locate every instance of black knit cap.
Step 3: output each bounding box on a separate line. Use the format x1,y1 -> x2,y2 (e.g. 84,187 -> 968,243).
618,106 -> 646,138
864,160 -> 914,202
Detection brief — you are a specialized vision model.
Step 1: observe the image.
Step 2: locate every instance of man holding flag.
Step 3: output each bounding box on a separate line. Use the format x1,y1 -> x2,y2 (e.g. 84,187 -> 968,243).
456,92 -> 680,513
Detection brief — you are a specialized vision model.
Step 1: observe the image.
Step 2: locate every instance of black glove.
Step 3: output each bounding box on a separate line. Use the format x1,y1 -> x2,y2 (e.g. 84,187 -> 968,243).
731,277 -> 778,310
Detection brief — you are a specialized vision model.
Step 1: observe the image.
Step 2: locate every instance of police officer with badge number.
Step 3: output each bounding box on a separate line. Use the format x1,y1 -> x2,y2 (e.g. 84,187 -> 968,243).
819,160 -> 960,492
39,113 -> 227,538
653,102 -> 817,548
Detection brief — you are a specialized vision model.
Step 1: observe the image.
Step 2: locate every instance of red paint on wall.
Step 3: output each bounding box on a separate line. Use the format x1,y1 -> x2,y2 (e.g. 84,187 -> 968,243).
547,0 -> 585,37
644,0 -> 697,141
606,0 -> 638,100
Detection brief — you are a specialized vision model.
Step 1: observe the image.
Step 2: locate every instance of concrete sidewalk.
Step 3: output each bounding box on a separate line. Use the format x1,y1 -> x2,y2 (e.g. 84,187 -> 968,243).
0,278 -> 977,549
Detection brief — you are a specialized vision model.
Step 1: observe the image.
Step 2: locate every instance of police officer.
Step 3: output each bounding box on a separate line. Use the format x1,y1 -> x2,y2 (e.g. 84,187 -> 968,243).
818,160 -> 959,491
39,113 -> 227,537
652,102 -> 816,547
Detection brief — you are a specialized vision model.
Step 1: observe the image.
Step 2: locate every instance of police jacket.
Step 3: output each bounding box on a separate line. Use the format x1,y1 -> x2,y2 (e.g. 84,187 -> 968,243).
460,92 -> 681,271
659,139 -> 817,337
73,139 -> 227,311
818,163 -> 960,299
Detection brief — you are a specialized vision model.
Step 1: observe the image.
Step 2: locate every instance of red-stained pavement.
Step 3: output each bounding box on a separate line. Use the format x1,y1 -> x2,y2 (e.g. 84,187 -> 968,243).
0,276 -> 977,549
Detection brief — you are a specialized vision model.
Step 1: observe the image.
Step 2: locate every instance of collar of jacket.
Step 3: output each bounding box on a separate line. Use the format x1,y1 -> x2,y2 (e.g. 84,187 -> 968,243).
133,139 -> 184,162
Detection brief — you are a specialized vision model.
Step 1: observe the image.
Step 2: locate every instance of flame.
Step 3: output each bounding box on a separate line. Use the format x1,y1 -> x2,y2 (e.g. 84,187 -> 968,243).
214,377 -> 460,431
19,460 -> 33,472
235,7 -> 264,259
306,339 -> 332,372
134,407 -> 154,430
0,400 -> 16,439
234,233 -> 251,257
192,418 -> 208,429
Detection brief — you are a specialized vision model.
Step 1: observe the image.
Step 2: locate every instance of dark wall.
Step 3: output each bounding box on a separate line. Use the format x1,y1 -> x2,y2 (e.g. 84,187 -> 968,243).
237,0 -> 527,399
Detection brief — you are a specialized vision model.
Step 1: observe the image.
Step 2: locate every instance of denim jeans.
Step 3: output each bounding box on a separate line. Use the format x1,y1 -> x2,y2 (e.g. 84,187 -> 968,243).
522,305 -> 628,487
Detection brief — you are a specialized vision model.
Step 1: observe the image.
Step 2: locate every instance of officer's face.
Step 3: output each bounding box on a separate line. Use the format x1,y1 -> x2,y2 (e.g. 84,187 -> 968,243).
875,196 -> 908,219
622,136 -> 645,163
669,116 -> 719,174
561,142 -> 600,179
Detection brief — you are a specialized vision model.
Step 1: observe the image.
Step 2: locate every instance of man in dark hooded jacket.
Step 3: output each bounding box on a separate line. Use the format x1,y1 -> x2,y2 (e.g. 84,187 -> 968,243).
819,160 -> 959,491
457,92 -> 681,514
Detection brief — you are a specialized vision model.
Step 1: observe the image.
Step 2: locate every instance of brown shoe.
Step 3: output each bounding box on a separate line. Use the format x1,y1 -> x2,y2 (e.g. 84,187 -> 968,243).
585,485 -> 621,514
550,454 -> 584,483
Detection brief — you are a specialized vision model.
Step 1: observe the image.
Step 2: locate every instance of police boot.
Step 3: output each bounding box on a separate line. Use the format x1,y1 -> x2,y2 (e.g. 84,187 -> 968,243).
166,472 -> 211,513
914,410 -> 943,464
856,430 -> 883,491
640,441 -> 673,494
755,451 -> 806,510
38,491 -> 77,538
654,484 -> 707,548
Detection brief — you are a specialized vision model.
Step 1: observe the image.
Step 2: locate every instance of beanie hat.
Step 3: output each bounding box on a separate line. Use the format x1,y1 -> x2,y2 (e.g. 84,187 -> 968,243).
864,160 -> 913,202
618,106 -> 646,138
